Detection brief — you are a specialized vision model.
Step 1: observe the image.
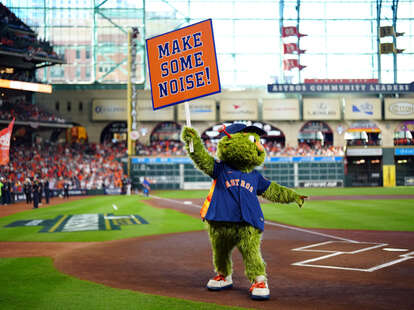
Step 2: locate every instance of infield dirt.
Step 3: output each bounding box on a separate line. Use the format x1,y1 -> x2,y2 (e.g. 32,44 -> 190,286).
1,196 -> 413,310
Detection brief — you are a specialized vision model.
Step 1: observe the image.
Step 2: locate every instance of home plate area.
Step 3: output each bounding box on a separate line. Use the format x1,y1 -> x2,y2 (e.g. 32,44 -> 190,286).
291,241 -> 414,272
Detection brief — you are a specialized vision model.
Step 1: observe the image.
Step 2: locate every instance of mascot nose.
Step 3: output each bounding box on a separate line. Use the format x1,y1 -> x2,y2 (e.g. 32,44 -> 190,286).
256,141 -> 264,152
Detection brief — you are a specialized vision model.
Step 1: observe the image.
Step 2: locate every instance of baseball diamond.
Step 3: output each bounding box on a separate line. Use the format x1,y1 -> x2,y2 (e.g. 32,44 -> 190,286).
2,2 -> 414,309
0,193 -> 413,310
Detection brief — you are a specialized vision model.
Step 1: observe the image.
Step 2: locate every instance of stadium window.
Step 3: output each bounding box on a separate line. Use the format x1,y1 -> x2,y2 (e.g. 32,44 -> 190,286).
76,67 -> 81,78
78,102 -> 83,112
85,67 -> 90,78
55,101 -> 60,111
76,50 -> 80,59
51,66 -> 64,78
86,50 -> 90,59
67,101 -> 71,112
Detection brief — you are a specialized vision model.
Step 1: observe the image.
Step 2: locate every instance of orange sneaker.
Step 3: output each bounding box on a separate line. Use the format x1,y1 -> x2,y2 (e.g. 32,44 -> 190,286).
206,274 -> 233,291
250,275 -> 270,300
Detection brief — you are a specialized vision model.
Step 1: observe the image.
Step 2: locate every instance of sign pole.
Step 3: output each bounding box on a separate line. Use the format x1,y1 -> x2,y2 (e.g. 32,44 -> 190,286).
184,101 -> 194,153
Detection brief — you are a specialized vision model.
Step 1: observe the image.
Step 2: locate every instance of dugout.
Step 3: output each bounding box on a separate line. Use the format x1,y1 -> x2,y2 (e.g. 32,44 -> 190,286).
344,122 -> 383,187
394,121 -> 414,186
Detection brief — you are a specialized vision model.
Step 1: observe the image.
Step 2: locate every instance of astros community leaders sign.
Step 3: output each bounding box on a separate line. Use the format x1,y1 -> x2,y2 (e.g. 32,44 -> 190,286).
146,19 -> 221,110
267,82 -> 414,93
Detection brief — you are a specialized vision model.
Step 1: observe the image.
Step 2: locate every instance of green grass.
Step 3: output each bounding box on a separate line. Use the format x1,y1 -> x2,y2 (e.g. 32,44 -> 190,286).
0,257 -> 248,310
0,195 -> 204,242
153,189 -> 209,199
154,187 -> 414,231
292,186 -> 414,197
154,186 -> 414,199
262,199 -> 414,231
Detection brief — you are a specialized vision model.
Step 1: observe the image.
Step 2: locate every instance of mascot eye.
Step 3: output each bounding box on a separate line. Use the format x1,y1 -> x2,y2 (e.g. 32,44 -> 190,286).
248,135 -> 255,143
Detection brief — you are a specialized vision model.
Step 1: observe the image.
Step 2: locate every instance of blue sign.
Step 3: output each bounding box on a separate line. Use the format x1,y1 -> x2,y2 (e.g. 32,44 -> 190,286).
267,83 -> 414,93
131,156 -> 344,164
395,148 -> 414,156
265,156 -> 343,163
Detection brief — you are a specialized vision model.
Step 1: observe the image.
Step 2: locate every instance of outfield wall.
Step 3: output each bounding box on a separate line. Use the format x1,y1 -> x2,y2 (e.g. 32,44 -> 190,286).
130,156 -> 344,190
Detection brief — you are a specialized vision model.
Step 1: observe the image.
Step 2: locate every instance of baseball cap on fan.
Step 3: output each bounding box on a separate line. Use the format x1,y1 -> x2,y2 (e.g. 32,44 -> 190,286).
217,123 -> 266,138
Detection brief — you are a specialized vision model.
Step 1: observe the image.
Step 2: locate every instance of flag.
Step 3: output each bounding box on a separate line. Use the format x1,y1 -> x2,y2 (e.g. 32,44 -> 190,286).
379,26 -> 394,38
380,43 -> 404,54
0,118 -> 15,166
283,43 -> 306,54
281,26 -> 307,38
283,59 -> 306,71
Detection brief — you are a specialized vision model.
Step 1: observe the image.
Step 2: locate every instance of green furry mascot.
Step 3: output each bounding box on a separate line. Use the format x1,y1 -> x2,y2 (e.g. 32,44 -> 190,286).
182,123 -> 307,300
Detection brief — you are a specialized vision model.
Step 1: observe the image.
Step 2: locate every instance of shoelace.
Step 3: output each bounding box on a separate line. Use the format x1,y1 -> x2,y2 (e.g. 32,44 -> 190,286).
213,274 -> 226,281
249,282 -> 267,292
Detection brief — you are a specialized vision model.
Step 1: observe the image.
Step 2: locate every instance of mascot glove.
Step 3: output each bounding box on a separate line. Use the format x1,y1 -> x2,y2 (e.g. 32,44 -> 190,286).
295,195 -> 308,208
181,126 -> 199,144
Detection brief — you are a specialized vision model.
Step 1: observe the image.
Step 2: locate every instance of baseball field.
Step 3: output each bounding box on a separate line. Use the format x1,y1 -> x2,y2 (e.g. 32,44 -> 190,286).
0,187 -> 413,310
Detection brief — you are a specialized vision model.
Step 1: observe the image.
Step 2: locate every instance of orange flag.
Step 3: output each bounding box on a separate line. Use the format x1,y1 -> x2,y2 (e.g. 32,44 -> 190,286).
0,118 -> 15,165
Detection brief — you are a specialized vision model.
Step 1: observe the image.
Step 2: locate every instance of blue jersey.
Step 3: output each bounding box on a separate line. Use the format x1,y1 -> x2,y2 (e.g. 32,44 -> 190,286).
202,161 -> 271,231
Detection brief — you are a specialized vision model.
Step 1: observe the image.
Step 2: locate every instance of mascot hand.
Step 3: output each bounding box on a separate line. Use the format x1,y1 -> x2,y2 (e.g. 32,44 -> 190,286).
181,126 -> 199,145
295,195 -> 308,208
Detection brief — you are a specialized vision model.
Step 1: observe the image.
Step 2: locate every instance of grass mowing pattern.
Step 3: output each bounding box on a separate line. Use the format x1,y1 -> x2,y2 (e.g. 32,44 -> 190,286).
293,186 -> 414,197
262,199 -> 414,231
153,187 -> 414,198
0,195 -> 205,242
154,188 -> 414,231
0,257 -> 248,310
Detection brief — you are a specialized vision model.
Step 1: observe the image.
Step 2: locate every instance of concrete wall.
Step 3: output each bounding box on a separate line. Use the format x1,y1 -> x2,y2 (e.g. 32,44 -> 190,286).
35,88 -> 412,148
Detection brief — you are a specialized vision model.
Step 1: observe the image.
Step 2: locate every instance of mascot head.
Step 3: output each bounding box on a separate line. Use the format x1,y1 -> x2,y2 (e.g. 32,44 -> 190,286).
216,123 -> 266,173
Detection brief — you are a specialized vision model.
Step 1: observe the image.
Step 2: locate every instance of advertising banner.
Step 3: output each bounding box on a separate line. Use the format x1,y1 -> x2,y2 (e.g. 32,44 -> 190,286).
344,98 -> 381,120
220,100 -> 258,121
262,99 -> 300,120
92,100 -> 126,121
146,19 -> 221,110
303,98 -> 341,120
268,83 -> 414,93
137,100 -> 174,121
384,98 -> 414,120
346,148 -> 382,156
177,99 -> 216,121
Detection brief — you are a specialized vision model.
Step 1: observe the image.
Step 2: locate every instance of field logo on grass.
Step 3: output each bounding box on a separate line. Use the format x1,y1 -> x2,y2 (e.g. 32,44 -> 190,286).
4,213 -> 148,233
146,19 -> 221,110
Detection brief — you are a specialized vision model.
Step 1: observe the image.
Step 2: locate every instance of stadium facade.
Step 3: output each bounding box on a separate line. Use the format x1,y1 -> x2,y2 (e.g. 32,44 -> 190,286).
2,0 -> 414,189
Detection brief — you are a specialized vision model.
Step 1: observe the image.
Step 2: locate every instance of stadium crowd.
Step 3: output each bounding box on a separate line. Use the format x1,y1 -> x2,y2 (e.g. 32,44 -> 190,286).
0,130 -> 344,201
0,142 -> 127,196
135,139 -> 344,157
0,99 -> 67,123
136,140 -> 186,156
0,3 -> 61,61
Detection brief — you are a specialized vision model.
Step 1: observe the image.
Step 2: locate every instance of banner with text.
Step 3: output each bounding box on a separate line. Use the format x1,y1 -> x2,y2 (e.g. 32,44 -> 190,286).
137,100 -> 174,121
268,83 -> 414,93
146,19 -> 221,110
178,99 -> 216,121
92,100 -> 126,121
220,100 -> 258,121
344,98 -> 381,120
262,99 -> 300,120
384,98 -> 414,120
303,98 -> 341,120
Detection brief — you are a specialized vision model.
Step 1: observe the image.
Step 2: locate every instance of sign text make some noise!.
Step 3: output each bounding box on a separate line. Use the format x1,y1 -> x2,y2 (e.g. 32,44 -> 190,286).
146,19 -> 221,110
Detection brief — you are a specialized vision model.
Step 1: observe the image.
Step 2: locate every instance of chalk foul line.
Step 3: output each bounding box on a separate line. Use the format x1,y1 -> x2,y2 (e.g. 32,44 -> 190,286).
150,195 -> 358,242
150,195 -> 414,272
